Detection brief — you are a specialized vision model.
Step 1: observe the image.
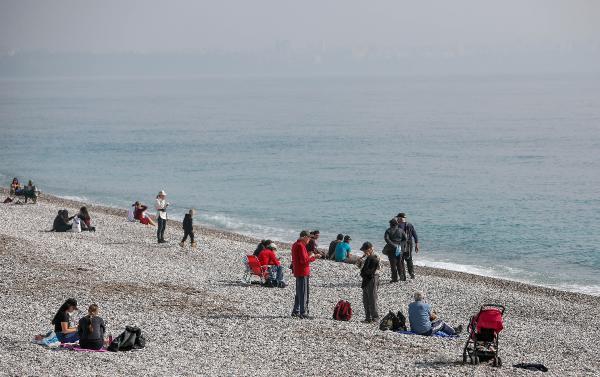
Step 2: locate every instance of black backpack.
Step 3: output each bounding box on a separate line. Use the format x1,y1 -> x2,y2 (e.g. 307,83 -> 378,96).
379,311 -> 399,331
379,310 -> 407,331
107,326 -> 146,352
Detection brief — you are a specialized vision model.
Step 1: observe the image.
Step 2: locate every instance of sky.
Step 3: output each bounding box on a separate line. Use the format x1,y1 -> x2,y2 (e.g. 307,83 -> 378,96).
0,0 -> 599,76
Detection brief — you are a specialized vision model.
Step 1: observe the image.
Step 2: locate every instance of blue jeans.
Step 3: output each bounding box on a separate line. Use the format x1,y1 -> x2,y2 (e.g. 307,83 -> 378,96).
425,320 -> 456,336
268,265 -> 285,284
57,332 -> 80,343
292,276 -> 310,316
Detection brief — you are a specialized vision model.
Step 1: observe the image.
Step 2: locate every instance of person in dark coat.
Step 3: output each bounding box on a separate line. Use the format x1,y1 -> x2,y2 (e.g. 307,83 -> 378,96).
51,210 -> 72,232
396,212 -> 420,279
179,209 -> 196,248
382,218 -> 407,282
328,233 -> 344,260
360,242 -> 380,323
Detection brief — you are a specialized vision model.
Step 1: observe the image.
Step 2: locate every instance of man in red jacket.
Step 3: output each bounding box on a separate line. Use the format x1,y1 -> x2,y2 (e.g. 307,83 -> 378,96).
291,230 -> 321,319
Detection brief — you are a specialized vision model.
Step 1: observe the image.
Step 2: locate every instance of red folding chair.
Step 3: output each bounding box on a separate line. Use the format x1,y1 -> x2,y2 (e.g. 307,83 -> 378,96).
242,255 -> 270,285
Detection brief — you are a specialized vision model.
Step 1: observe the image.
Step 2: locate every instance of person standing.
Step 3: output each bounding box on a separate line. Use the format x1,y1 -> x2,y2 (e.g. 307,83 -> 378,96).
291,230 -> 320,319
360,242 -> 380,323
155,190 -> 169,243
396,212 -> 419,279
383,218 -> 407,282
179,209 -> 196,248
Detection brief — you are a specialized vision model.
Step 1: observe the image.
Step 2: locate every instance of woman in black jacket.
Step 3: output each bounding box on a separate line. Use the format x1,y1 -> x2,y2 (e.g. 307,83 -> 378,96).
382,218 -> 407,282
51,210 -> 72,232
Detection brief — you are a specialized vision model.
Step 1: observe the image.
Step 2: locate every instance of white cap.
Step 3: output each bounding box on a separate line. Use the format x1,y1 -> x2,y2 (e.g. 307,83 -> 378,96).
158,190 -> 167,196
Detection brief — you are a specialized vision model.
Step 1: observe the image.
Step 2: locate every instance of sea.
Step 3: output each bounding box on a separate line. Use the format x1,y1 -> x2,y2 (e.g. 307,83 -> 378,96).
1,74 -> 599,295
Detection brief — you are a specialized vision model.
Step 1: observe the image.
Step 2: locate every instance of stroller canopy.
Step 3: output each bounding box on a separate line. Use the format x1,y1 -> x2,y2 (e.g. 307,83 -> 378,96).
475,308 -> 504,333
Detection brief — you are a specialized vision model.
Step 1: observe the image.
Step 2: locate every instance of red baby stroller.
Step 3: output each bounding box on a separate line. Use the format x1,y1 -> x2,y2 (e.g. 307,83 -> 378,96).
463,304 -> 505,367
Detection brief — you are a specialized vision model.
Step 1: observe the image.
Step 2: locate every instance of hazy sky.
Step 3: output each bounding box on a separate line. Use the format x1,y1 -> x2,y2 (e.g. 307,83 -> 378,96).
1,0 -> 599,53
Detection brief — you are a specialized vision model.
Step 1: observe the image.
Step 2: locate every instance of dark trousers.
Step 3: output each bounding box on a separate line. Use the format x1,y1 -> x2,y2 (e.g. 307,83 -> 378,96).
292,276 -> 310,315
401,241 -> 415,279
157,217 -> 166,241
181,230 -> 194,243
79,339 -> 104,350
362,275 -> 379,320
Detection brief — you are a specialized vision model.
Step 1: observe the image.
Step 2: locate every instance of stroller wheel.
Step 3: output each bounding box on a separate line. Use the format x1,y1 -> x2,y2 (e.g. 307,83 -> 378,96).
493,357 -> 497,367
497,357 -> 502,367
462,353 -> 467,364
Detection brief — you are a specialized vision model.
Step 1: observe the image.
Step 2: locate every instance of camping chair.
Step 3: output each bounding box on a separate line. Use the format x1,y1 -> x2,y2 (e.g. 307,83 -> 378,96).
242,255 -> 270,285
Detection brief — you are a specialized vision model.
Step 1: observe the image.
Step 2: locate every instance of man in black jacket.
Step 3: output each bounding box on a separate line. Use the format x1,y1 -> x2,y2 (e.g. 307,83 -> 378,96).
397,212 -> 419,279
360,242 -> 380,323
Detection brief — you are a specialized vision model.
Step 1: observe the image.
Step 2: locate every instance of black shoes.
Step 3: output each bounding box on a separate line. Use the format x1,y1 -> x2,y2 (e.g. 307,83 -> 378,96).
454,325 -> 463,335
158,239 -> 167,244
291,313 -> 312,320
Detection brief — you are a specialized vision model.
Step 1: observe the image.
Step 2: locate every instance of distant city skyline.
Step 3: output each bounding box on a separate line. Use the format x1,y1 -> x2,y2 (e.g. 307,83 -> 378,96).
1,0 -> 599,77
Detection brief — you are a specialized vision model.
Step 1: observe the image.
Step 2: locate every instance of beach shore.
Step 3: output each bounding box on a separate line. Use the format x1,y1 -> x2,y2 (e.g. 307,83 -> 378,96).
0,188 -> 598,376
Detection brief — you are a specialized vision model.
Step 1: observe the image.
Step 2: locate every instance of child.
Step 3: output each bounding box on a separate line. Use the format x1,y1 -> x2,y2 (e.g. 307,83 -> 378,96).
179,209 -> 196,248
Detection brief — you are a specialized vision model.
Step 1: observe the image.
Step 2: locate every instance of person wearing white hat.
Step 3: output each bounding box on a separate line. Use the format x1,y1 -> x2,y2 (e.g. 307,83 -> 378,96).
155,190 -> 169,243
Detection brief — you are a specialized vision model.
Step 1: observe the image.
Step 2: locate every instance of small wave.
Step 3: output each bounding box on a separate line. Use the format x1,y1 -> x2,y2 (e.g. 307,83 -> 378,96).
57,194 -> 92,203
198,212 -> 298,242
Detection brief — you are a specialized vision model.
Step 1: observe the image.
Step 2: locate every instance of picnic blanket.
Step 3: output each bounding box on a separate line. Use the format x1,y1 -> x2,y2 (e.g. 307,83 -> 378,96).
397,330 -> 459,338
61,344 -> 107,353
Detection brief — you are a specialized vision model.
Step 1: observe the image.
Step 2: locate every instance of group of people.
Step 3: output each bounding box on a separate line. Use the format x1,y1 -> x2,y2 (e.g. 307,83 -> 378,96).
51,299 -> 107,350
127,190 -> 197,248
285,212 -> 459,336
253,239 -> 286,287
51,207 -> 96,232
4,177 -> 37,203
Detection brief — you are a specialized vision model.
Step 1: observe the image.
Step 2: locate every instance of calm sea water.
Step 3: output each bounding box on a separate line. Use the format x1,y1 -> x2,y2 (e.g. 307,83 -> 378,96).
1,75 -> 599,294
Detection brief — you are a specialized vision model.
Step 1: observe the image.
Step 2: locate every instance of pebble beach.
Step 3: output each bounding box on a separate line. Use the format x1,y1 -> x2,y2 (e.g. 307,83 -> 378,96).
1,188 -> 599,376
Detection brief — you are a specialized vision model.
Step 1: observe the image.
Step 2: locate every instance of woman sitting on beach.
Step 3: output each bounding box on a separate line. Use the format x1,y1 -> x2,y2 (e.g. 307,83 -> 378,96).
258,243 -> 286,288
77,206 -> 96,232
51,210 -> 72,232
253,239 -> 272,257
134,201 -> 155,226
10,177 -> 22,195
52,298 -> 79,343
77,304 -> 106,350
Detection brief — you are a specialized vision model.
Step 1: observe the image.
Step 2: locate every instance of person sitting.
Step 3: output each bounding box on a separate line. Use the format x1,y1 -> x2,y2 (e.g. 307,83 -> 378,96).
335,235 -> 360,263
23,180 -> 37,203
253,239 -> 272,257
51,210 -> 72,232
307,230 -> 325,257
77,304 -> 106,350
77,206 -> 96,232
52,298 -> 79,343
133,201 -> 155,226
10,177 -> 21,195
408,291 -> 462,336
258,243 -> 286,288
328,233 -> 344,260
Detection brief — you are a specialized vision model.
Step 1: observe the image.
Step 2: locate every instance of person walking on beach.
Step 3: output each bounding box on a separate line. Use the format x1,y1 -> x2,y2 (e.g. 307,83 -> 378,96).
383,218 -> 407,282
179,209 -> 196,248
360,242 -> 380,323
155,191 -> 168,243
328,233 -> 344,260
396,212 -> 419,279
291,230 -> 320,319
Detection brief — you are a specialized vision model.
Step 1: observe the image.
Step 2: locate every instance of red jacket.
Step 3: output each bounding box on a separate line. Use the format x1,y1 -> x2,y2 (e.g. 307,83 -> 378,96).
291,239 -> 315,277
258,248 -> 280,267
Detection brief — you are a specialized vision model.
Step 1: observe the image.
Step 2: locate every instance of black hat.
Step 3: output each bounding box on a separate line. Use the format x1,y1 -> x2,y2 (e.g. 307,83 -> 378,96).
299,230 -> 311,238
343,235 -> 352,242
360,241 -> 373,251
336,233 -> 344,240
66,298 -> 78,310
397,212 -> 406,218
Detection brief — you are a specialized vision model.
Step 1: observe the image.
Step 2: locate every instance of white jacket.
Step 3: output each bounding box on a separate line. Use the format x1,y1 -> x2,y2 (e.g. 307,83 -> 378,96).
155,198 -> 168,219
